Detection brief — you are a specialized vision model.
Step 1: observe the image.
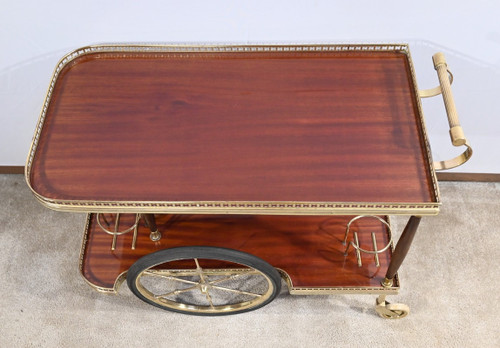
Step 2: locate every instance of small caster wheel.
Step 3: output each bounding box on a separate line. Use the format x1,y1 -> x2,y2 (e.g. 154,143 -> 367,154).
375,299 -> 410,319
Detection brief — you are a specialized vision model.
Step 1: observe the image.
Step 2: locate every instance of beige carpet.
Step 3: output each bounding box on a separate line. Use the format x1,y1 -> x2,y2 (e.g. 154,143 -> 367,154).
1,174 -> 499,347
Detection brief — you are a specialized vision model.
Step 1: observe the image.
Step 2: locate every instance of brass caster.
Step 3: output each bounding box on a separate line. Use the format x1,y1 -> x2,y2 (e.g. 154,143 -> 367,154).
375,297 -> 410,319
149,230 -> 161,242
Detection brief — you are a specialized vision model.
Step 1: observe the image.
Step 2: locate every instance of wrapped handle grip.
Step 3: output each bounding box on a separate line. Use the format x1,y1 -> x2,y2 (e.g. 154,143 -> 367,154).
420,52 -> 472,170
432,53 -> 466,146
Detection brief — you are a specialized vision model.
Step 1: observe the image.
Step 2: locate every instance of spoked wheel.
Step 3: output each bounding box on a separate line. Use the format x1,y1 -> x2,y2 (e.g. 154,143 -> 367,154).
127,246 -> 282,315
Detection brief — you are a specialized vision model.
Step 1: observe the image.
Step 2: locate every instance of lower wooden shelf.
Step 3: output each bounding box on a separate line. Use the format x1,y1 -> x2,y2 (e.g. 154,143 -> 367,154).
80,213 -> 399,294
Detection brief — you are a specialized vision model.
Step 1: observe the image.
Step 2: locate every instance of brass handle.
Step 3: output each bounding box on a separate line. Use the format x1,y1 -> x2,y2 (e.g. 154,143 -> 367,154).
420,52 -> 473,170
432,53 -> 466,146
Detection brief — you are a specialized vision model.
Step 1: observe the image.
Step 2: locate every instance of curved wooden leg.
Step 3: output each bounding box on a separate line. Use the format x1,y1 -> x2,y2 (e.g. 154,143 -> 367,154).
383,216 -> 421,285
375,216 -> 421,318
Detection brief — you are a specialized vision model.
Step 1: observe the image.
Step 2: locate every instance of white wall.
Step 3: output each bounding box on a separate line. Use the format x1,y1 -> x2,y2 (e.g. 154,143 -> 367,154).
1,0 -> 499,173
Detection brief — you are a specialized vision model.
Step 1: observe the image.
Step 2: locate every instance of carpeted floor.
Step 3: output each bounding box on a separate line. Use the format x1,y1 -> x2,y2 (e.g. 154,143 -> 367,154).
1,174 -> 499,347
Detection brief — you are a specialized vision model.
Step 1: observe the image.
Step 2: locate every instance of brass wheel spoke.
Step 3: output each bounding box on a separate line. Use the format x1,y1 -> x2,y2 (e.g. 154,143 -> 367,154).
143,271 -> 199,285
160,276 -> 198,286
194,258 -> 209,285
194,258 -> 202,271
155,284 -> 200,299
204,291 -> 215,309
208,271 -> 260,285
146,269 -> 258,277
193,258 -> 215,308
146,270 -> 198,277
144,267 -> 264,299
190,259 -> 215,308
209,284 -> 263,298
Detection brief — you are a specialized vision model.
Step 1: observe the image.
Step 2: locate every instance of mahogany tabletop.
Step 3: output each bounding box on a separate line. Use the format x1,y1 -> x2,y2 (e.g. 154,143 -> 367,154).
26,44 -> 439,215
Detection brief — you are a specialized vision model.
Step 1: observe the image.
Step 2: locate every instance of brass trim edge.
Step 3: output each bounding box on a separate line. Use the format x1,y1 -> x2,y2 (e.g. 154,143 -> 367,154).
78,213 -> 126,294
289,287 -> 399,295
403,48 -> 442,211
34,193 -> 440,215
279,269 -> 400,295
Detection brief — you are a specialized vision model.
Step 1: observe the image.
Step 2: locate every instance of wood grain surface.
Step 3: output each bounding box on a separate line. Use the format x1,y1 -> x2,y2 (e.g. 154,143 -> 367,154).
81,214 -> 394,290
30,50 -> 435,205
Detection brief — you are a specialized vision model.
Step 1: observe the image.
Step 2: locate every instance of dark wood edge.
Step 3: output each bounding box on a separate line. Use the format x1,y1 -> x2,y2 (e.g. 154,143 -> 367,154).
1,165 -> 498,182
436,172 -> 500,182
0,166 -> 25,174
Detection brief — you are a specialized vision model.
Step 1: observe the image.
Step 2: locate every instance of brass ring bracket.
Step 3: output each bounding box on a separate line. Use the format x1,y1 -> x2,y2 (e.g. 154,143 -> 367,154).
433,141 -> 473,170
343,215 -> 393,267
96,213 -> 140,236
419,52 -> 473,171
96,213 -> 141,251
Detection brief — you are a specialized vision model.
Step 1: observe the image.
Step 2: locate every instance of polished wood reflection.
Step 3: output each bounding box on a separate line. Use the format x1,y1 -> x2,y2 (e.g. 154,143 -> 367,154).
81,214 -> 394,290
30,49 -> 436,206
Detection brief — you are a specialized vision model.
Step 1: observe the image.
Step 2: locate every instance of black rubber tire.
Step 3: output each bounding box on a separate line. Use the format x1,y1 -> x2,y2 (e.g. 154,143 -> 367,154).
127,246 -> 281,316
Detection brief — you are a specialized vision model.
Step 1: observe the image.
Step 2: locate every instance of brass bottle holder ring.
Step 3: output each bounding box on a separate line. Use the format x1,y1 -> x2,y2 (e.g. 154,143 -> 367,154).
343,215 -> 393,267
96,213 -> 140,250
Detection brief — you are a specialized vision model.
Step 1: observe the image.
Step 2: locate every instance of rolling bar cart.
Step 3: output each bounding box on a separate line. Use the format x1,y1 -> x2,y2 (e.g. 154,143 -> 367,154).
26,44 -> 472,318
